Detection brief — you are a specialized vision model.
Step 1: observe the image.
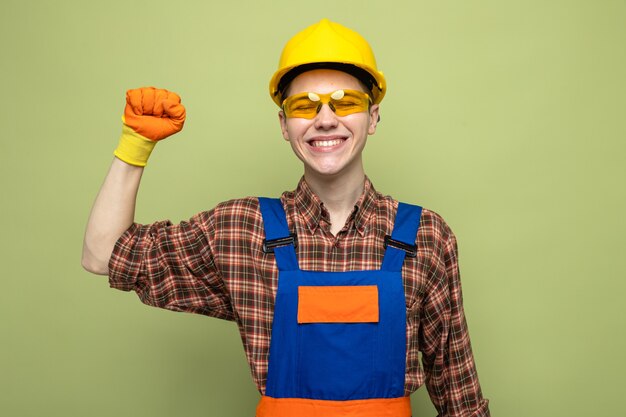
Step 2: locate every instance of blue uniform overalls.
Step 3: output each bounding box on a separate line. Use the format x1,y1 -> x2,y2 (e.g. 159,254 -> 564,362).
255,198 -> 422,417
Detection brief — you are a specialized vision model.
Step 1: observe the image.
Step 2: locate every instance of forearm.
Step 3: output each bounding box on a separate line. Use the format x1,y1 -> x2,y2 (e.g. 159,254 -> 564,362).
82,157 -> 144,275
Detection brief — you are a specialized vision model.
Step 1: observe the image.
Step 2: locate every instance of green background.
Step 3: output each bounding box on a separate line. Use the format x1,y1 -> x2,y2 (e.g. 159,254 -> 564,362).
1,0 -> 625,416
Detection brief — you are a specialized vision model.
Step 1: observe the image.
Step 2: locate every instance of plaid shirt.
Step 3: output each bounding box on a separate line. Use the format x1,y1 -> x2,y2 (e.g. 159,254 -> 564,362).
109,177 -> 489,416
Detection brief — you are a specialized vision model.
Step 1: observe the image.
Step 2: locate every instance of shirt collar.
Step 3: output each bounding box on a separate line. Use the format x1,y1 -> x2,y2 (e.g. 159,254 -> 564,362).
294,176 -> 377,236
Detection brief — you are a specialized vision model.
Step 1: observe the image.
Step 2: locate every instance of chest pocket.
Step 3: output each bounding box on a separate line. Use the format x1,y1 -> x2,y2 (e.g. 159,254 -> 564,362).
298,285 -> 379,323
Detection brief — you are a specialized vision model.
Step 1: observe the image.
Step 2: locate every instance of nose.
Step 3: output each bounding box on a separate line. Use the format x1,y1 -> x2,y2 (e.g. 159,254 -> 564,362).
313,103 -> 339,130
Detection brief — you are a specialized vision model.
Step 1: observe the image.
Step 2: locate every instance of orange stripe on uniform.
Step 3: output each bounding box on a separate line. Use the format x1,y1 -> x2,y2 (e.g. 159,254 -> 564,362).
256,396 -> 411,417
297,285 -> 379,323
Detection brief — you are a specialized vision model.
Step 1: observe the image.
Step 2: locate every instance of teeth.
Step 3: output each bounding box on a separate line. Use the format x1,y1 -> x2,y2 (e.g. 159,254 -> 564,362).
311,139 -> 342,147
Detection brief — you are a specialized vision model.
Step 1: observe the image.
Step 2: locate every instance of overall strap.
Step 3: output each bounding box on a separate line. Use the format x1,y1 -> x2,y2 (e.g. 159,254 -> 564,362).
381,202 -> 423,272
258,197 -> 299,271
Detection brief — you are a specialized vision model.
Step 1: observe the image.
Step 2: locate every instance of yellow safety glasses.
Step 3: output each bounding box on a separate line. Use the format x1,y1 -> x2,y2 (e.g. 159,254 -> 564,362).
282,89 -> 371,119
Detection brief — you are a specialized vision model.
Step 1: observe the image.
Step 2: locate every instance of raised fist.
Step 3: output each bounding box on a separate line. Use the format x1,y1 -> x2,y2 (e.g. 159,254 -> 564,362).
114,87 -> 187,166
124,87 -> 186,141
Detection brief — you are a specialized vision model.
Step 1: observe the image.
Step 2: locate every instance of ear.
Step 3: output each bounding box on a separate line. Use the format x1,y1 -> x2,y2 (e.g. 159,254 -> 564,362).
278,110 -> 290,141
367,104 -> 380,135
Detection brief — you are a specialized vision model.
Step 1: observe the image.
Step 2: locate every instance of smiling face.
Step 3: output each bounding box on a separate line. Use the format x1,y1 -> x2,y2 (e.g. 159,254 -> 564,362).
279,69 -> 380,183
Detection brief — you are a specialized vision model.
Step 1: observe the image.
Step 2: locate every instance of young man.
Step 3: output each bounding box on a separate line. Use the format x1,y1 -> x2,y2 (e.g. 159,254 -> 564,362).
82,19 -> 490,417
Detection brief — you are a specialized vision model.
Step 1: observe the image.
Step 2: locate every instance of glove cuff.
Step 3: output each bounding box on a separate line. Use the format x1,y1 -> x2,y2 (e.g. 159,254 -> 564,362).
114,123 -> 157,167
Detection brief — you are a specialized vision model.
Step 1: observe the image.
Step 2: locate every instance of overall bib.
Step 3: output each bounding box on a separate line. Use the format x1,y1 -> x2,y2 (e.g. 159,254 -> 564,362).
255,198 -> 422,417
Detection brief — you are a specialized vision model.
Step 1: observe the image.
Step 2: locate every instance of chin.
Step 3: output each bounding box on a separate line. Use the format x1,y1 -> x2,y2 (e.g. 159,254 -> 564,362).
307,164 -> 351,179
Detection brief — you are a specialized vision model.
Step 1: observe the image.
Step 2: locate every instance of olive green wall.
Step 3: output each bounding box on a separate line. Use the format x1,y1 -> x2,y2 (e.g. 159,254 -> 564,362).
1,1 -> 624,416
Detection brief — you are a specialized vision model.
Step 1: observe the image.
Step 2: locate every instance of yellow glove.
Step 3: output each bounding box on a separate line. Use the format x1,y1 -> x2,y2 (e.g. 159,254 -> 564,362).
114,87 -> 186,166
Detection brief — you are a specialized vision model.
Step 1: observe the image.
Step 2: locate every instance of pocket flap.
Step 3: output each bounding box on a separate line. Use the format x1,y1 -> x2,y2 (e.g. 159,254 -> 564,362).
297,285 -> 379,323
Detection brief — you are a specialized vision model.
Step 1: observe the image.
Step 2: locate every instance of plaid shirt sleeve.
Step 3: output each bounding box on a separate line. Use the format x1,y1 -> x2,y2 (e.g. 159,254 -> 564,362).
108,210 -> 235,321
419,220 -> 490,417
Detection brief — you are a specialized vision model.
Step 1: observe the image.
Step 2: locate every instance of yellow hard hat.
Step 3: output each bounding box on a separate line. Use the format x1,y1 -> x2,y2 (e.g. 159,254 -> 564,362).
269,19 -> 386,107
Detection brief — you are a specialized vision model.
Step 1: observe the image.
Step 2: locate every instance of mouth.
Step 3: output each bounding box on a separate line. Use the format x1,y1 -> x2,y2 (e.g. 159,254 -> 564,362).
307,136 -> 348,150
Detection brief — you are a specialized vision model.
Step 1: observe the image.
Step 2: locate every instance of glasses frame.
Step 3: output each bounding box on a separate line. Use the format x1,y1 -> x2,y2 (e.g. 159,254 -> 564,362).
281,89 -> 372,119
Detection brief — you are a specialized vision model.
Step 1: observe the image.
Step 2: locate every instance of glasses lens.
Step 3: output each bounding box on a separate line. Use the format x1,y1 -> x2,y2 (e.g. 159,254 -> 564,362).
283,93 -> 318,119
332,90 -> 370,116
